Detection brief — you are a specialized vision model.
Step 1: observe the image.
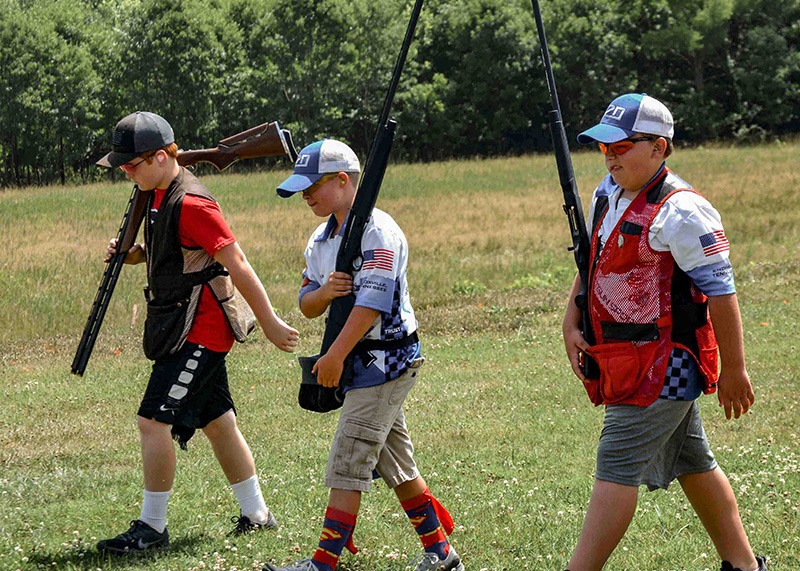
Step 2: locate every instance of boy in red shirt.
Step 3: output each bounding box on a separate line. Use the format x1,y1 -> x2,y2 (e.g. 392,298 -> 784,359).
94,111 -> 299,555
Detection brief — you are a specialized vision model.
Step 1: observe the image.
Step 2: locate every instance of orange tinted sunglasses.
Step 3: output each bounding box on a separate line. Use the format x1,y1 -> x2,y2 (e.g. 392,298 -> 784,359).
119,150 -> 157,174
598,136 -> 658,155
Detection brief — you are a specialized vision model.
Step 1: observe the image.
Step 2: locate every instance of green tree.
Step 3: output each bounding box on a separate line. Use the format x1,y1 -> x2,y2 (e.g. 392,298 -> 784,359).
640,0 -> 736,140
728,0 -> 800,140
115,0 -> 247,149
0,0 -> 105,187
407,0 -> 542,160
238,0 -> 407,155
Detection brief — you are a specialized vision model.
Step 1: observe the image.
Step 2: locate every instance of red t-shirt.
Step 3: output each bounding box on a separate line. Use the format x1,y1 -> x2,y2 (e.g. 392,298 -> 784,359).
151,189 -> 237,352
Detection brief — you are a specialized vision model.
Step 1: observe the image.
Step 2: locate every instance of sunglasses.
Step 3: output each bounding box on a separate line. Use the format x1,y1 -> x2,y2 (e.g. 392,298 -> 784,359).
598,136 -> 658,156
301,173 -> 339,197
119,151 -> 156,174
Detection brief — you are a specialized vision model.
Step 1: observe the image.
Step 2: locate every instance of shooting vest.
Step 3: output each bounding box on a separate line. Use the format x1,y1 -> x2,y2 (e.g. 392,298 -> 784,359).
584,168 -> 719,407
142,168 -> 255,360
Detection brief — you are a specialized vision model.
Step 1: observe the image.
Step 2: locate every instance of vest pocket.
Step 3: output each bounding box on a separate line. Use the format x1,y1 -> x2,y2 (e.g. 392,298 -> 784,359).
586,341 -> 657,404
605,223 -> 643,274
143,297 -> 190,360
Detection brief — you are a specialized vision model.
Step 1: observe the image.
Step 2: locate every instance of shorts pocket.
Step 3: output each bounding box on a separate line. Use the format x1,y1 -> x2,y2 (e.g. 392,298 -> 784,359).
586,341 -> 652,404
333,418 -> 384,480
143,298 -> 190,360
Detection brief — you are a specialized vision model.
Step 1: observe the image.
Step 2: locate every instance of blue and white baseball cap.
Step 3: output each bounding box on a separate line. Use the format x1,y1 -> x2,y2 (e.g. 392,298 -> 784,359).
276,139 -> 361,197
577,93 -> 674,144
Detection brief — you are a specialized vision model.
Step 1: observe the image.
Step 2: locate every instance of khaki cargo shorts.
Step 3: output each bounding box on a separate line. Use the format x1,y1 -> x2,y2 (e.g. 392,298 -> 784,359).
325,359 -> 424,492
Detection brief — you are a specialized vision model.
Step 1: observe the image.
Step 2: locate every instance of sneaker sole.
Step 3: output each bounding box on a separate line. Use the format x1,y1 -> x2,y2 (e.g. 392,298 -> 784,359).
97,541 -> 169,556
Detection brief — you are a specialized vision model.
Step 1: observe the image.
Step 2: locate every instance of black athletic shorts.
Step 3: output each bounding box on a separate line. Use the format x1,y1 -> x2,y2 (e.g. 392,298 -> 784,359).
138,342 -> 235,448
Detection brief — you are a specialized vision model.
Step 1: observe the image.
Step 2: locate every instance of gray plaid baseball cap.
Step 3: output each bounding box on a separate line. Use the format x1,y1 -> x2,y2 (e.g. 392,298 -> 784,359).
96,111 -> 175,168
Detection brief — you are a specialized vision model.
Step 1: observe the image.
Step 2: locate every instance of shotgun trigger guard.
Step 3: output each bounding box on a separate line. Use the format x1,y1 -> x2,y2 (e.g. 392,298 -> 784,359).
352,254 -> 363,272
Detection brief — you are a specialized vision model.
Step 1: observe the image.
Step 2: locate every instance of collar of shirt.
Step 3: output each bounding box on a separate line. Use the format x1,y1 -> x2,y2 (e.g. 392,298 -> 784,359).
315,212 -> 351,242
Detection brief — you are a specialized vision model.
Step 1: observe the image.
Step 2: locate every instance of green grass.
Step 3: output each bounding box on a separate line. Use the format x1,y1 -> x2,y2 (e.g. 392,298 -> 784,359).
1,144 -> 799,570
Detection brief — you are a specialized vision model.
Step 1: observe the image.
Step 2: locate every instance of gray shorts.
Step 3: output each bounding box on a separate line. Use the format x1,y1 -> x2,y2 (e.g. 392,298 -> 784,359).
325,359 -> 423,492
596,399 -> 717,491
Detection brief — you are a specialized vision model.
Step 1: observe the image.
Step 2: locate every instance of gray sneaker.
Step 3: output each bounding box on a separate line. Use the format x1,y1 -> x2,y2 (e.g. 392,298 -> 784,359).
262,558 -> 320,571
97,519 -> 169,555
408,546 -> 464,571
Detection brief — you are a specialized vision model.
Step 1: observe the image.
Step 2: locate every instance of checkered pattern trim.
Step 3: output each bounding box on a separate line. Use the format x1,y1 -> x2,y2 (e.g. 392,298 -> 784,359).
660,348 -> 693,400
380,283 -> 417,382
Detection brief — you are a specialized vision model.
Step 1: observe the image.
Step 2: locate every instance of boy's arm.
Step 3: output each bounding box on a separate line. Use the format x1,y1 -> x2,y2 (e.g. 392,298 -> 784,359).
313,305 -> 380,388
563,273 -> 590,381
214,241 -> 299,352
707,293 -> 754,420
299,271 -> 353,318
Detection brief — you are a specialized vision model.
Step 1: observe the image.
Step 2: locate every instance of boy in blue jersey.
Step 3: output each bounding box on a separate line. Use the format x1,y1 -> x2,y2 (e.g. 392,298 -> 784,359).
262,139 -> 463,571
562,93 -> 767,571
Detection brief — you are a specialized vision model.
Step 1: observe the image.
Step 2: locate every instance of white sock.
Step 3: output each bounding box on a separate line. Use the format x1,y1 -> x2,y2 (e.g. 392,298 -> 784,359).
231,475 -> 269,523
140,490 -> 171,533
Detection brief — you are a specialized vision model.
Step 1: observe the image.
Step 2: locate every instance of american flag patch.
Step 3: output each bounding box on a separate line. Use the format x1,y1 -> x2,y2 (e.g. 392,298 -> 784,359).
699,230 -> 730,257
362,248 -> 394,271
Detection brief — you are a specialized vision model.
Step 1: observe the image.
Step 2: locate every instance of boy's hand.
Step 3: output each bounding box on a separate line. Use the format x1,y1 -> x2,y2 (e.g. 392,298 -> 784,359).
263,316 -> 300,353
717,368 -> 755,420
105,238 -> 144,264
313,352 -> 344,387
105,238 -> 119,262
320,272 -> 353,301
563,325 -> 590,381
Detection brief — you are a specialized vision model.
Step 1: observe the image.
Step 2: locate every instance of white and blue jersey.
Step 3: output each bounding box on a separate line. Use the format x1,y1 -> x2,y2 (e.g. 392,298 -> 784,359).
589,169 -> 735,400
300,208 -> 421,391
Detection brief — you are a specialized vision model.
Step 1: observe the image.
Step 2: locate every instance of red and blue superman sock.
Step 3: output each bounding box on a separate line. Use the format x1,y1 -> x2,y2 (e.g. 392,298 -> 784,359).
311,507 -> 358,571
401,488 -> 455,560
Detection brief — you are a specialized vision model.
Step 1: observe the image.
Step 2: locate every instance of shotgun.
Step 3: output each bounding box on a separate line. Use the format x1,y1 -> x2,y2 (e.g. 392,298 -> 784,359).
177,122 -> 298,169
297,0 -> 425,412
71,121 -> 297,376
530,0 -> 597,377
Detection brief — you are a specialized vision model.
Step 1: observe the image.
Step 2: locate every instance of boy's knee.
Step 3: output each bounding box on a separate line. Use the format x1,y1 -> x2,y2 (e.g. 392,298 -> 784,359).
202,409 -> 237,439
137,415 -> 170,436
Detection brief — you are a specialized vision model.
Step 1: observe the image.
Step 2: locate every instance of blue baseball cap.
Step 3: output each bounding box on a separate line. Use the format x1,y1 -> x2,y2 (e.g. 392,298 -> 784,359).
276,139 -> 361,197
577,93 -> 674,144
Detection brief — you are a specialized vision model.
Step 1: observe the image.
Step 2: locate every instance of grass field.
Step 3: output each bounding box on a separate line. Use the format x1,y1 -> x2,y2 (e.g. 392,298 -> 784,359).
1,144 -> 798,571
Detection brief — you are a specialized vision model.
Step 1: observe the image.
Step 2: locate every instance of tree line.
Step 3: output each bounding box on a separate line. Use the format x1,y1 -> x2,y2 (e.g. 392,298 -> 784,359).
1,0 -> 798,188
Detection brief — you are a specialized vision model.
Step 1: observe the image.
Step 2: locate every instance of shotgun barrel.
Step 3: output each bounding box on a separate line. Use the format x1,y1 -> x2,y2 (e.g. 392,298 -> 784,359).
71,185 -> 147,376
530,0 -> 597,376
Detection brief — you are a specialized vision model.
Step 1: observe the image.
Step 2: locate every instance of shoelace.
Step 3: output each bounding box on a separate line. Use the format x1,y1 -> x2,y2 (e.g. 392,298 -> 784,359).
407,552 -> 442,571
117,520 -> 148,541
229,515 -> 255,534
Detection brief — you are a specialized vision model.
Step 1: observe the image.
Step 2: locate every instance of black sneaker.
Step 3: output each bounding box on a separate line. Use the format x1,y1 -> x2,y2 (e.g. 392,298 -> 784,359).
97,520 -> 169,555
228,511 -> 278,536
720,556 -> 768,571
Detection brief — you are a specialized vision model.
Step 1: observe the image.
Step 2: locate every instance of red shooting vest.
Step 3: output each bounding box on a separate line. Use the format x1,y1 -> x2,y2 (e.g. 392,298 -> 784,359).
583,168 -> 719,407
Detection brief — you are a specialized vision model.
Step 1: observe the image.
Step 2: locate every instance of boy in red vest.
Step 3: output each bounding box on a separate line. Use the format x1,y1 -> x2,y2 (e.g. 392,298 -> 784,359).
562,94 -> 767,571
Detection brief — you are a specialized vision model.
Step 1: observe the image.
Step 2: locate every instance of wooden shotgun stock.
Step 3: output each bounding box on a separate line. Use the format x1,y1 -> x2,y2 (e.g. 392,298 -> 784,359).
72,121 -> 297,376
177,121 -> 298,170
